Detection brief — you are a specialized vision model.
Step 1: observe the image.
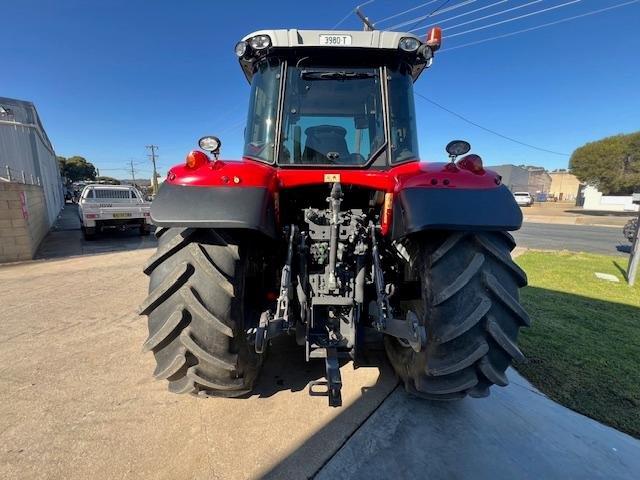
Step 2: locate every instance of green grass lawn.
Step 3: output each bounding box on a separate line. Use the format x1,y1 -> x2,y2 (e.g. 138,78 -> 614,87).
514,251 -> 640,438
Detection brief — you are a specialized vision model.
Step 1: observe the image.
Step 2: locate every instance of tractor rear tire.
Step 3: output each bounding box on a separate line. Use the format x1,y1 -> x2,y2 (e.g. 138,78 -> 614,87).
139,227 -> 263,397
385,231 -> 529,400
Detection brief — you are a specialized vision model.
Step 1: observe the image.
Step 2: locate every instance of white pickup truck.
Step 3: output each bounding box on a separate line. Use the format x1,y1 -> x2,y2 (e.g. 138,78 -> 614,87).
78,184 -> 152,239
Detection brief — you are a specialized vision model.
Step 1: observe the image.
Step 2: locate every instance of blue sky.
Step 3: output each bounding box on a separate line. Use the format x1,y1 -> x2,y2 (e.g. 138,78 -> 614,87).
2,0 -> 639,178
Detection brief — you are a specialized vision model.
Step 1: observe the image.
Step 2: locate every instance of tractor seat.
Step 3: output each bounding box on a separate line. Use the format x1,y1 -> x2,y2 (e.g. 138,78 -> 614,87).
302,125 -> 350,164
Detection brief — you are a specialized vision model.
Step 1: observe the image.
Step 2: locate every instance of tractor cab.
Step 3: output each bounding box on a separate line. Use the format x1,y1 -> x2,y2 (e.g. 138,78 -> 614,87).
235,29 -> 441,168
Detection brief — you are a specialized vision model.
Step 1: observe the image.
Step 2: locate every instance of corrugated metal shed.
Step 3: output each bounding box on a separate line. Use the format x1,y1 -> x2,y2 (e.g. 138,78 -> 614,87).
0,96 -> 63,226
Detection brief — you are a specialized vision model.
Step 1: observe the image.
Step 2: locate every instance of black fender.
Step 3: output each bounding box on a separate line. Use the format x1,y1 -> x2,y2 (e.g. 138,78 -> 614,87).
150,183 -> 276,238
391,185 -> 523,240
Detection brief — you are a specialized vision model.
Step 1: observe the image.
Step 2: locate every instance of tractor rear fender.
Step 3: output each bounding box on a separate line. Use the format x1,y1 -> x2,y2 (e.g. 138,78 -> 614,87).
151,183 -> 277,238
391,184 -> 523,240
151,156 -> 278,238
390,163 -> 522,240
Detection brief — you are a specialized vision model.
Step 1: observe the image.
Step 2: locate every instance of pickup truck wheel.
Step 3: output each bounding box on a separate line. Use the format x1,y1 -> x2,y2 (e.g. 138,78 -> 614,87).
139,227 -> 263,397
385,231 -> 529,399
82,226 -> 96,241
139,223 -> 151,236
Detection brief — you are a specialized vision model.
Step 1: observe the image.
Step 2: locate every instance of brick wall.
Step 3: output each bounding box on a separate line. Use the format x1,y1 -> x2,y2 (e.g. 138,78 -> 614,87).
0,182 -> 50,262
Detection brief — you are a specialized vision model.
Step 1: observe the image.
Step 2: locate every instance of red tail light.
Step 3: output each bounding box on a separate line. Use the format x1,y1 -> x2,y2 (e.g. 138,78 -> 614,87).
266,291 -> 278,302
457,154 -> 484,174
186,150 -> 209,169
426,26 -> 442,51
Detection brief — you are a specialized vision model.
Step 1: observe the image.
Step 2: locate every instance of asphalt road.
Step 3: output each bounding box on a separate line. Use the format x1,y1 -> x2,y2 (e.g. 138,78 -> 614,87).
513,222 -> 630,256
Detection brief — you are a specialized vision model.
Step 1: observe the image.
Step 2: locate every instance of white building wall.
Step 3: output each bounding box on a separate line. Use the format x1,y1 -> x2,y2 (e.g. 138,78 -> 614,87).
0,97 -> 63,226
582,185 -> 639,212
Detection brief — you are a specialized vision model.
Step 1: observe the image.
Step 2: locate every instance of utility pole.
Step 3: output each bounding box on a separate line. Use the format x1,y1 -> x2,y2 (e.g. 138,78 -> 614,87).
129,159 -> 136,185
146,145 -> 159,194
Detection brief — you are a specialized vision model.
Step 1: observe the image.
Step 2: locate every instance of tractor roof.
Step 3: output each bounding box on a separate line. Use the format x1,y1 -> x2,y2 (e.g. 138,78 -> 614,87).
241,29 -> 422,50
237,29 -> 429,83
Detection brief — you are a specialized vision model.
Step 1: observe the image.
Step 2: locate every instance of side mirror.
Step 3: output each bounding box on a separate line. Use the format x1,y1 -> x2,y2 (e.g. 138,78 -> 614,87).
199,136 -> 221,157
445,140 -> 471,161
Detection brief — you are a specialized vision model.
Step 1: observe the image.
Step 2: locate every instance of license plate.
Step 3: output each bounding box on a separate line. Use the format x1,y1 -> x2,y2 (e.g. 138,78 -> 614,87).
319,34 -> 352,46
112,212 -> 132,218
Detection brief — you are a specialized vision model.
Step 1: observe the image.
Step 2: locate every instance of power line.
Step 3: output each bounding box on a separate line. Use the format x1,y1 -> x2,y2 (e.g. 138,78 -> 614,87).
375,1 -> 440,26
428,0 -> 455,17
435,0 -> 543,32
442,0 -> 640,51
447,0 -> 582,38
388,0 -> 476,30
414,91 -> 570,156
408,0 -> 508,32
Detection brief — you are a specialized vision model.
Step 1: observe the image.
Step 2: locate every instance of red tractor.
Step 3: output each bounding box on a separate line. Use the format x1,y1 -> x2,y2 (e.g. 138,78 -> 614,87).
139,27 -> 529,406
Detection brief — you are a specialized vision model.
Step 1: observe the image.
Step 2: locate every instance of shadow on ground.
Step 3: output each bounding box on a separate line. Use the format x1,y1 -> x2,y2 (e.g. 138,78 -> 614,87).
263,286 -> 640,480
617,244 -> 632,254
250,335 -> 389,399
613,260 -> 630,280
35,204 -> 157,260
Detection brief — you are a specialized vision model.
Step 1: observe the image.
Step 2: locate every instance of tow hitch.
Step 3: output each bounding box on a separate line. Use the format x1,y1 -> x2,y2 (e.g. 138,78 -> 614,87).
309,346 -> 343,407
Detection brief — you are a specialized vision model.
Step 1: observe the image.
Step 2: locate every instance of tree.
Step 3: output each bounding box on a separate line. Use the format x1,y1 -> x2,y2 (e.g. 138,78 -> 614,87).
57,156 -> 97,183
569,132 -> 640,195
95,176 -> 121,185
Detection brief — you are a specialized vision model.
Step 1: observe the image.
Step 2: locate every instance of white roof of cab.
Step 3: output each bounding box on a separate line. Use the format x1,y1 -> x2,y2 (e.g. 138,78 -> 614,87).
241,29 -> 423,50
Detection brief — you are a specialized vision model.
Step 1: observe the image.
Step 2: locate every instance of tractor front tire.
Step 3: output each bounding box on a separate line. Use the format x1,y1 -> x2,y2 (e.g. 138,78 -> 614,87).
139,227 -> 262,397
385,231 -> 529,400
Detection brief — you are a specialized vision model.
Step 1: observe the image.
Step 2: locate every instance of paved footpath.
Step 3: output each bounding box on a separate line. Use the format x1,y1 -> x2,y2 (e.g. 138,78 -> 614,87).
316,371 -> 640,480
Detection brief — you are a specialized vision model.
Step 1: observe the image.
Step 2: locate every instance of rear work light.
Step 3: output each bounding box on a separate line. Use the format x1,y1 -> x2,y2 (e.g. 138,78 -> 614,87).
399,37 -> 421,52
185,150 -> 209,169
249,34 -> 271,50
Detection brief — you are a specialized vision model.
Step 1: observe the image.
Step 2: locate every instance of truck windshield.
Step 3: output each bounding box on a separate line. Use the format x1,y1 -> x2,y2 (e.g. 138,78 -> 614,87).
278,66 -> 385,166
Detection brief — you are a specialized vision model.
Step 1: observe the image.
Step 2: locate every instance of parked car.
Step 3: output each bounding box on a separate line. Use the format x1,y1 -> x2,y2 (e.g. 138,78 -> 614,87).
514,191 -> 534,207
78,184 -> 151,240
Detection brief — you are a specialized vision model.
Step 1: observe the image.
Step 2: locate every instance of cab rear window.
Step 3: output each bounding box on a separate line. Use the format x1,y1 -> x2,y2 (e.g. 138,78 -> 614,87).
93,189 -> 131,199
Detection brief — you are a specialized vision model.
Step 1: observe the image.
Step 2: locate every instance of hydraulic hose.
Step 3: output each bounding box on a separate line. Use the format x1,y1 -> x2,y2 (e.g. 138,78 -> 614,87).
327,183 -> 342,290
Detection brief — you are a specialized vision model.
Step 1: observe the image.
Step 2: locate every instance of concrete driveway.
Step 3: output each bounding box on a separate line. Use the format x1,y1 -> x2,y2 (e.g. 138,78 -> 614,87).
0,248 -> 395,480
35,203 -> 157,259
